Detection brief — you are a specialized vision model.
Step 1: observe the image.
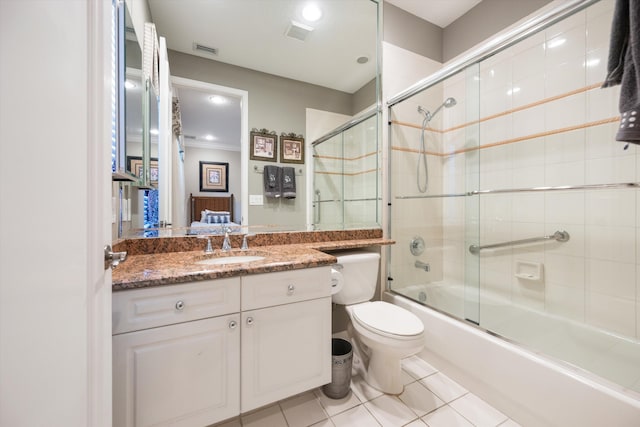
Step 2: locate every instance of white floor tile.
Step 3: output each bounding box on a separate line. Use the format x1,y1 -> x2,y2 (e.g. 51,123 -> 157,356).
210,417 -> 241,427
405,420 -> 428,427
422,405 -> 474,427
314,388 -> 362,417
402,355 -> 438,380
280,391 -> 328,427
309,419 -> 335,427
331,405 -> 381,427
241,404 -> 288,427
419,373 -> 468,403
364,394 -> 418,427
449,393 -> 508,427
401,369 -> 416,386
350,375 -> 384,402
498,419 -> 523,427
398,381 -> 446,417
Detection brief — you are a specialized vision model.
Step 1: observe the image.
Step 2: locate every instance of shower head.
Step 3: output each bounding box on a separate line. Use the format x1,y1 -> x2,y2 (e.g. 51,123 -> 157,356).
417,97 -> 457,123
443,97 -> 457,108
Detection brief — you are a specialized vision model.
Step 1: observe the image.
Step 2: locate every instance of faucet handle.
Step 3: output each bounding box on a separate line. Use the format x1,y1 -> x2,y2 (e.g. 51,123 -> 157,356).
241,233 -> 256,250
205,237 -> 213,253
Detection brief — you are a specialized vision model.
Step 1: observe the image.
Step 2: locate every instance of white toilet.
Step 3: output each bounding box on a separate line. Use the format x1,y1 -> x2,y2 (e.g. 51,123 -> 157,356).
332,251 -> 425,395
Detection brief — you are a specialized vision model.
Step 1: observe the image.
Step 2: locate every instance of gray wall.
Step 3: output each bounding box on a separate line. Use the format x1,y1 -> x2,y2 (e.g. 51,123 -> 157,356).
352,78 -> 377,113
443,0 -> 553,62
168,49 -> 355,226
383,3 -> 442,62
383,0 -> 553,64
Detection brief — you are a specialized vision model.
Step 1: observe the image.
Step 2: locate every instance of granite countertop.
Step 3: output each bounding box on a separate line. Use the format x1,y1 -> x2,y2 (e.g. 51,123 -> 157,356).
112,237 -> 394,291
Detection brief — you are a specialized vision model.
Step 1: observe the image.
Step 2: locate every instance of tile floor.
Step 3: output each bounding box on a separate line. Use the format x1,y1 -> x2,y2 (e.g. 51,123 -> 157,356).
212,356 -> 521,427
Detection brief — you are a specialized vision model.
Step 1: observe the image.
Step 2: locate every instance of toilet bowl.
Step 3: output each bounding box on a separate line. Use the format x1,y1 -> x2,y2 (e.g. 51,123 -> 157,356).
332,252 -> 425,394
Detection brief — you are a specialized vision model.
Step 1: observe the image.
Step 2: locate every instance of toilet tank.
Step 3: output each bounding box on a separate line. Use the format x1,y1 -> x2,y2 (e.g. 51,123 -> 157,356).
332,251 -> 380,305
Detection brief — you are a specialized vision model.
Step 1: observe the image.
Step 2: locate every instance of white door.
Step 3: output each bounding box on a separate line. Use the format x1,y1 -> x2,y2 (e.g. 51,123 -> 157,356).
241,298 -> 331,412
0,1 -> 113,426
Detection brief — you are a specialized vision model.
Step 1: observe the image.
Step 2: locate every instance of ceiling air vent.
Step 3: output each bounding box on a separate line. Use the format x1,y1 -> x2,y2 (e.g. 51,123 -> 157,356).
184,135 -> 197,140
285,21 -> 313,42
193,42 -> 219,56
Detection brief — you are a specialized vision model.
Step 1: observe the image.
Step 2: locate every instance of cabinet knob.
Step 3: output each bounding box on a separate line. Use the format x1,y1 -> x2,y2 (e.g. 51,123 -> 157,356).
287,284 -> 295,295
175,300 -> 185,310
246,317 -> 254,326
229,320 -> 237,329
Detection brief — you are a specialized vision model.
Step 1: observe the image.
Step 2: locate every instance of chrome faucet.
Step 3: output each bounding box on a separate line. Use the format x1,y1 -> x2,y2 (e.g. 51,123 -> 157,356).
415,260 -> 430,272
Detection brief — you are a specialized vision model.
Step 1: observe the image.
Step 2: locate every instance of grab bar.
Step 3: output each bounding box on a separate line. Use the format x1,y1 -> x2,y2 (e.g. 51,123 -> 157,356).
469,230 -> 569,255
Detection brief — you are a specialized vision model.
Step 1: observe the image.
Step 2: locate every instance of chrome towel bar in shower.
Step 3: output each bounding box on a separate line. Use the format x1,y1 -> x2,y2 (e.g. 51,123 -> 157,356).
469,230 -> 570,255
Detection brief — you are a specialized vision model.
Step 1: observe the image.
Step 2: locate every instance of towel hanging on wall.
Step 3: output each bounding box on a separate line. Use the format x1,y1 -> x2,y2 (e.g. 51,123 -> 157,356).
282,167 -> 297,199
263,165 -> 281,198
602,0 -> 640,144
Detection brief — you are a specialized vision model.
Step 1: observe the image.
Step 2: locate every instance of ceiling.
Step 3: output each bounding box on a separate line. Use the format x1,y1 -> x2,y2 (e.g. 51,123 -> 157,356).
148,0 -> 481,150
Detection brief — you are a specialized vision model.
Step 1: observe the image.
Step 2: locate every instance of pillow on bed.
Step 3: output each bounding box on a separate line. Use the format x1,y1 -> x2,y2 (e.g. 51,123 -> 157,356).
201,210 -> 230,223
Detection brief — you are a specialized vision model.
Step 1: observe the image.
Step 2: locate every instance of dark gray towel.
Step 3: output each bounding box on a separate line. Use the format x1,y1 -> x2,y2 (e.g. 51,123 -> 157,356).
602,0 -> 640,143
263,165 -> 281,198
282,167 -> 296,199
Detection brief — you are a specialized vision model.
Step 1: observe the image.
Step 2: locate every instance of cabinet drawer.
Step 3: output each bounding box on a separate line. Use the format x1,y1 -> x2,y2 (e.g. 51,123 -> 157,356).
241,267 -> 331,310
113,278 -> 240,334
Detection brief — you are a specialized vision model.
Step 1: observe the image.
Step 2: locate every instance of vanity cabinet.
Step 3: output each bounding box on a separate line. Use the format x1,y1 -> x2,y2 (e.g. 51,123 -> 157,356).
112,278 -> 241,427
241,269 -> 332,412
112,266 -> 331,427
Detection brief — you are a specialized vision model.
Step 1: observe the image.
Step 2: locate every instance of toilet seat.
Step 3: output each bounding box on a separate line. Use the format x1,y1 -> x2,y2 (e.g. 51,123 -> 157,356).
352,301 -> 424,339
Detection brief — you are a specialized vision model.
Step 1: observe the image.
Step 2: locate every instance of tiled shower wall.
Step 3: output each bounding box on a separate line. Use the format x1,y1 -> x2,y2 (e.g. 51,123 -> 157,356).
446,0 -> 638,339
392,0 -> 640,340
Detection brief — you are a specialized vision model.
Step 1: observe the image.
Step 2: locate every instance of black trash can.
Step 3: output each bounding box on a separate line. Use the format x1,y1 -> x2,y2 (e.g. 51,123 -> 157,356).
323,338 -> 353,399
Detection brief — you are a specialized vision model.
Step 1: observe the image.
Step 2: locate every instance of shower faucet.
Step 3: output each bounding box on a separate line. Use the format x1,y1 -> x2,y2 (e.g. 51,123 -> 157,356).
415,260 -> 430,272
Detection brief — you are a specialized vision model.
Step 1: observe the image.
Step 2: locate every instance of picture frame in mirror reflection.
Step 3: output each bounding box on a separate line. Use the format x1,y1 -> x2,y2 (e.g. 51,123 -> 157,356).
199,161 -> 229,192
280,134 -> 304,164
127,156 -> 158,185
250,129 -> 277,162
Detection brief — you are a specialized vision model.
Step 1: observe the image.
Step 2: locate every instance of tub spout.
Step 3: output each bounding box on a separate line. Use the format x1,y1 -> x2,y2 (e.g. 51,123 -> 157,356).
415,260 -> 430,271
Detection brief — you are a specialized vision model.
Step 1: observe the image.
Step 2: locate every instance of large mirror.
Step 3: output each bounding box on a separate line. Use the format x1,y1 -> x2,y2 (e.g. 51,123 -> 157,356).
119,0 -> 381,236
113,5 -> 143,181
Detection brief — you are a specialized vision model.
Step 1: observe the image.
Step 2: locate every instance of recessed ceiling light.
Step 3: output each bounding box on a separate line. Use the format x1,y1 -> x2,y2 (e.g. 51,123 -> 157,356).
209,95 -> 226,105
302,4 -> 322,22
150,129 -> 159,135
204,134 -> 215,141
356,56 -> 369,64
507,87 -> 521,95
124,80 -> 136,89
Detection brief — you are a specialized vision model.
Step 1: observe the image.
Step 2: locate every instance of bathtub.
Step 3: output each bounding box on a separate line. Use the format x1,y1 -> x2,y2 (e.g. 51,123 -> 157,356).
384,291 -> 640,427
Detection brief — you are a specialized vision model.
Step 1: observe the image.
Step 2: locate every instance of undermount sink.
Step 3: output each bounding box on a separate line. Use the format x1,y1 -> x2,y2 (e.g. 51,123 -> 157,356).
196,255 -> 265,266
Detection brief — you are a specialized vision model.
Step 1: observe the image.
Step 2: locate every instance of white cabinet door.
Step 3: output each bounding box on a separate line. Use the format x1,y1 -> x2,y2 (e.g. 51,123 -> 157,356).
241,297 -> 331,412
113,315 -> 240,427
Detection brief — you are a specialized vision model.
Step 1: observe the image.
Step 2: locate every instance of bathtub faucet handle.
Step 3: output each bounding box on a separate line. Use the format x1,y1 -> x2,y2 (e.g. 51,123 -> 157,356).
415,260 -> 430,272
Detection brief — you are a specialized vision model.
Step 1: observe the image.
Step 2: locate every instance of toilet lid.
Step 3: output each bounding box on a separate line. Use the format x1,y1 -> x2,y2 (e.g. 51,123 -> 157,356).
352,301 -> 424,337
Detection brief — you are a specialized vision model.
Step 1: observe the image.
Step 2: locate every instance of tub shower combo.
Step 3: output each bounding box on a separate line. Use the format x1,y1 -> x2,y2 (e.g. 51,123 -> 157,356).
386,0 -> 640,425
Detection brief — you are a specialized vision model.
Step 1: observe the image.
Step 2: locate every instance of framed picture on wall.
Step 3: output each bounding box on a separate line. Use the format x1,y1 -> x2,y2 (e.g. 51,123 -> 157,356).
250,129 -> 277,162
279,133 -> 304,164
199,161 -> 229,192
127,156 -> 158,186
